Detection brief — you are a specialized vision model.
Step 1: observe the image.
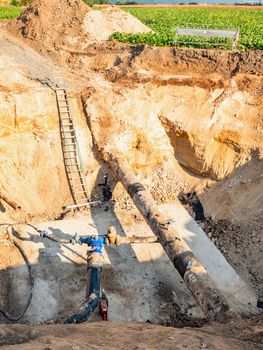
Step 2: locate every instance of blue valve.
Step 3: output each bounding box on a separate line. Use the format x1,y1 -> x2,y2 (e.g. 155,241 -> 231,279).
79,236 -> 107,254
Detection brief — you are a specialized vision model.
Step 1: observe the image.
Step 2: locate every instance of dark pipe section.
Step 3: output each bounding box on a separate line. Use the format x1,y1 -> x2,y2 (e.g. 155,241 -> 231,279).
178,191 -> 205,222
0,224 -> 34,322
174,251 -> 195,278
64,267 -> 100,324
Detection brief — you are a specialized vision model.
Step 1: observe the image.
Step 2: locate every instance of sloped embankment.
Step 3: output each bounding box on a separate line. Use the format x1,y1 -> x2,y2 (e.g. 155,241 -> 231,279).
7,0 -> 151,54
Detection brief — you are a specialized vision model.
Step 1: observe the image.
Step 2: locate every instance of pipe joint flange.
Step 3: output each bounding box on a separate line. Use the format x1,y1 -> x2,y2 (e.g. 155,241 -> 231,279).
128,183 -> 146,197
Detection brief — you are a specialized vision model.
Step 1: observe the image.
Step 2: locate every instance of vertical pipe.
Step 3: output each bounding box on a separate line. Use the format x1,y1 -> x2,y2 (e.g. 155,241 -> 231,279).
64,267 -> 100,324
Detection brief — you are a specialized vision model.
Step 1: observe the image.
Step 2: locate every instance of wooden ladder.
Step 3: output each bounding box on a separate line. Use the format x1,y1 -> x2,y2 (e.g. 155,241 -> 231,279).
53,70 -> 99,209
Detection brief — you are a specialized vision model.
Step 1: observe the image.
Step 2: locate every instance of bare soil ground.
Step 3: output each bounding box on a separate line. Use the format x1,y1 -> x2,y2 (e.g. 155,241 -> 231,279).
0,317 -> 262,350
202,218 -> 263,301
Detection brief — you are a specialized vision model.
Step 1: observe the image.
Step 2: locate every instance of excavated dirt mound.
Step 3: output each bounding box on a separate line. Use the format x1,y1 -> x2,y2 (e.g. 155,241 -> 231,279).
1,318 -> 263,349
202,217 -> 263,300
7,0 -> 151,53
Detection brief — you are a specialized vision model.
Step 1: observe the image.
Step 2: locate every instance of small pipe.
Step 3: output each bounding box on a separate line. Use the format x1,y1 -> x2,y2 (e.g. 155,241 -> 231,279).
0,190 -> 21,210
0,224 -> 34,322
63,201 -> 101,210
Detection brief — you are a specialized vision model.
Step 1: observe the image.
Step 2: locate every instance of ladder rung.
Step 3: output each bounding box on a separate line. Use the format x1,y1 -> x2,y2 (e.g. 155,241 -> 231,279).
70,177 -> 84,180
66,161 -> 79,165
66,164 -> 79,167
63,136 -> 76,139
61,123 -> 73,126
66,164 -> 79,168
57,95 -> 67,99
66,163 -> 79,167
76,198 -> 90,202
67,170 -> 81,173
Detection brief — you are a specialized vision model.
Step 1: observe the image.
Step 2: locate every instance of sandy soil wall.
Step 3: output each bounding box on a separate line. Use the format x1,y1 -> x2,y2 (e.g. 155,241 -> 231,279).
0,84 -> 100,220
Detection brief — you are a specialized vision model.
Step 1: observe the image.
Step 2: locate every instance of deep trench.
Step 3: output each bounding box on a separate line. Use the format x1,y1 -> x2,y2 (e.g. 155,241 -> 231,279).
0,43 -> 262,328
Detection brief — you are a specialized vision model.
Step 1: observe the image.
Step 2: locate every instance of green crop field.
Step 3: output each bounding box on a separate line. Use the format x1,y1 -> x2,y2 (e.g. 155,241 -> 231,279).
113,8 -> 263,50
0,7 -> 22,19
0,5 -> 262,49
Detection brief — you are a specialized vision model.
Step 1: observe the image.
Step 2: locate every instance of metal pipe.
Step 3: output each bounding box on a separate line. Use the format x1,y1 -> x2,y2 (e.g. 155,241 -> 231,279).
0,190 -> 21,210
103,154 -> 239,322
64,267 -> 100,324
62,201 -> 101,210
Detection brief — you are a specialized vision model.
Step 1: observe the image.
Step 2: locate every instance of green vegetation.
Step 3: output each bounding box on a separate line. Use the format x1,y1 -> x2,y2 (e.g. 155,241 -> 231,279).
112,8 -> 263,49
11,0 -> 32,5
0,6 -> 22,19
83,0 -> 108,6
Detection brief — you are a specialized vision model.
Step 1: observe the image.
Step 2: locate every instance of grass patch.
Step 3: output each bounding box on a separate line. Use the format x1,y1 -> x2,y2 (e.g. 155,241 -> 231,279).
0,6 -> 22,20
112,8 -> 263,49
